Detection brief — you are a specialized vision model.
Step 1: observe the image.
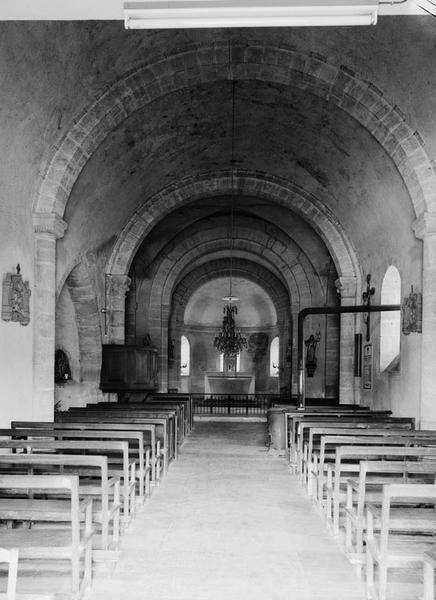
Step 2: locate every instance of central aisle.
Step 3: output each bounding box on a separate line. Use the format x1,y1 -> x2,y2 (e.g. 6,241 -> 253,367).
89,421 -> 366,600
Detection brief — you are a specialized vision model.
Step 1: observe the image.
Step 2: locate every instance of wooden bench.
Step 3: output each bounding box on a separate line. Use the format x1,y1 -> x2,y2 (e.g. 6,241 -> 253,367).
345,460 -> 436,561
147,393 -> 194,432
297,418 -> 416,473
302,426 -> 433,493
0,439 -> 135,527
322,443 -> 436,535
288,413 -> 413,466
0,547 -> 55,600
84,403 -> 186,449
2,428 -> 151,501
365,483 -> 436,600
0,475 -> 93,600
285,409 -> 395,457
0,453 -> 120,557
313,433 -> 430,505
56,414 -> 171,472
423,551 -> 436,600
66,408 -> 177,461
0,548 -> 17,600
12,422 -> 160,484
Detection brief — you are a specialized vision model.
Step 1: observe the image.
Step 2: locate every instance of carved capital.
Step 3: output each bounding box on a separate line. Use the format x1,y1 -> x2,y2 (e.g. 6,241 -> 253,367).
412,211 -> 436,240
335,276 -> 357,299
33,212 -> 68,240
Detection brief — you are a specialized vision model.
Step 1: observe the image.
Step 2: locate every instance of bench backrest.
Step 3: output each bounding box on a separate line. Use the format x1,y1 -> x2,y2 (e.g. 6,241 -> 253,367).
0,547 -> 18,600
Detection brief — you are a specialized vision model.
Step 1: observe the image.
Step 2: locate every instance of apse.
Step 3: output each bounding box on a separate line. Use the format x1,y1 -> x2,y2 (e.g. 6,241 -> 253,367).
184,277 -> 277,328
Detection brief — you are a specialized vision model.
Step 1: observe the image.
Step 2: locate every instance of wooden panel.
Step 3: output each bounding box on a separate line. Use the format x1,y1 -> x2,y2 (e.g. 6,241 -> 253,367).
100,345 -> 158,392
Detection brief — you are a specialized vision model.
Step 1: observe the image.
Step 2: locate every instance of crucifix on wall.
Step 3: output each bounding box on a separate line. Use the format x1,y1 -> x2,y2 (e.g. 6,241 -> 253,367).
362,273 -> 375,342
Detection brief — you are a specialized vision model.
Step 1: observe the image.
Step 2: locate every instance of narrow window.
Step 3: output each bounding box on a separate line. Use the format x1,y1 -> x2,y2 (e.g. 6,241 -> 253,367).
380,266 -> 401,371
180,335 -> 190,376
220,353 -> 240,372
270,336 -> 279,377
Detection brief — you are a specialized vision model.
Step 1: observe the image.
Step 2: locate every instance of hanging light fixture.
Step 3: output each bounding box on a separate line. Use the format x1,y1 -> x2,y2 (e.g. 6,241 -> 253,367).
213,75 -> 247,358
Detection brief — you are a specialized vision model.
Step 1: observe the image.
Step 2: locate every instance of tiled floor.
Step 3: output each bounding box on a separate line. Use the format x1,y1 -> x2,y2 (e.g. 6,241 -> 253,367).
88,421 -> 367,600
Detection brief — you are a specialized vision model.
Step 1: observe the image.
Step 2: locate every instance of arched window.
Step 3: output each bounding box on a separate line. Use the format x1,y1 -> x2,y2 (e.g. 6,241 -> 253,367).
380,266 -> 401,371
270,336 -> 279,377
180,336 -> 190,376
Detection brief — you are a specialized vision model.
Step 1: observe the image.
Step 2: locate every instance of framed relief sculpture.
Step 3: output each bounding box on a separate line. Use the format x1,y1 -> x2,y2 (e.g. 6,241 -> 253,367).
2,264 -> 31,326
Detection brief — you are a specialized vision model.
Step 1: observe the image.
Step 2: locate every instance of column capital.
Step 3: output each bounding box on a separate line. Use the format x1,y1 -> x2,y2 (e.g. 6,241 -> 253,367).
33,212 -> 67,239
335,276 -> 357,299
412,211 -> 436,240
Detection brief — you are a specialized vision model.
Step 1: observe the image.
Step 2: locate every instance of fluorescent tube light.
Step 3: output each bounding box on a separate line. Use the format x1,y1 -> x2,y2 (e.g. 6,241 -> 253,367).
124,0 -> 379,29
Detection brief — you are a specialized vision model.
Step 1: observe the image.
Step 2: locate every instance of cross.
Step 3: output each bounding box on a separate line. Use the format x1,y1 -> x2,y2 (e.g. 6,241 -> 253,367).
362,273 -> 375,342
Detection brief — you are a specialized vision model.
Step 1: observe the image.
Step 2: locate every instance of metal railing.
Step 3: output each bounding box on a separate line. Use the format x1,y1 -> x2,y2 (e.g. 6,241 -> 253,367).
191,394 -> 279,416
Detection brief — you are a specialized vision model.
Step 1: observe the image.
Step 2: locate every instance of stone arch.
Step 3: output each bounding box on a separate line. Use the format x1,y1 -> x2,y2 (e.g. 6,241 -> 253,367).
167,258 -> 293,392
65,262 -> 102,386
171,258 -> 291,329
146,216 -> 323,311
110,171 -> 360,294
33,42 -> 436,225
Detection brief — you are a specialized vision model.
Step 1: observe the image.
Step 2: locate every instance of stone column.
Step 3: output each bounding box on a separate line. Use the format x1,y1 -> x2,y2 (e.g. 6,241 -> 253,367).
159,304 -> 171,392
33,212 -> 67,420
335,276 -> 358,404
106,274 -> 131,344
413,212 -> 436,428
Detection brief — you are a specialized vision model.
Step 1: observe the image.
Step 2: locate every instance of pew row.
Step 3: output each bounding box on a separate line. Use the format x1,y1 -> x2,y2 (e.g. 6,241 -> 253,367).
321,444 -> 436,535
0,440 -> 135,527
64,409 -> 177,462
0,475 -> 93,600
0,453 -> 121,557
2,428 -> 151,500
365,483 -> 436,600
12,422 -> 163,481
345,460 -> 436,562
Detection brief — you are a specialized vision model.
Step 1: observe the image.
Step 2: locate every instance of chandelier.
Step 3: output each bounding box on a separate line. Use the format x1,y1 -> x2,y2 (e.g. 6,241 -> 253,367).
214,304 -> 247,357
213,73 -> 247,358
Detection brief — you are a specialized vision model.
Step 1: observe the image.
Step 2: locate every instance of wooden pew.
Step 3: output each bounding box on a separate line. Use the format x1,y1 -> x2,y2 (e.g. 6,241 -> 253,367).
365,483 -> 436,600
97,399 -> 190,442
0,453 -> 120,557
0,548 -> 17,600
289,413 -> 413,463
322,443 -> 436,535
56,413 -> 172,471
0,475 -> 93,600
0,547 -> 54,600
0,439 -> 135,526
298,420 -> 417,483
66,407 -> 177,460
313,432 -> 424,504
345,460 -> 436,561
146,393 -> 194,432
423,551 -> 436,600
86,403 -> 186,449
286,411 -> 405,464
2,428 -> 151,501
12,422 -> 160,484
301,425 -> 432,491
285,409 -> 394,456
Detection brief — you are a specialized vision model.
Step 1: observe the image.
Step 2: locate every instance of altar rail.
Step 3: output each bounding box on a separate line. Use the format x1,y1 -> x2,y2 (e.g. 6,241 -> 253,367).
191,394 -> 279,416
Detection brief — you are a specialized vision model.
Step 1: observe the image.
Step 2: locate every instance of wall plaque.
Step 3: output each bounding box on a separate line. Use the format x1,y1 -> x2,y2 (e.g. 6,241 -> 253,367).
2,264 -> 31,326
402,286 -> 422,335
362,342 -> 373,391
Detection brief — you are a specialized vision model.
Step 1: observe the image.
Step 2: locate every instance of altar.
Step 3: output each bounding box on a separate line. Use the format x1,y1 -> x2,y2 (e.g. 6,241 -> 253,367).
205,372 -> 255,395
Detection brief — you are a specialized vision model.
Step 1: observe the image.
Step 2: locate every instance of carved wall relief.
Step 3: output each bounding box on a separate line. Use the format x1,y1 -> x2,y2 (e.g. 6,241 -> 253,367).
2,264 -> 31,326
402,286 -> 422,335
